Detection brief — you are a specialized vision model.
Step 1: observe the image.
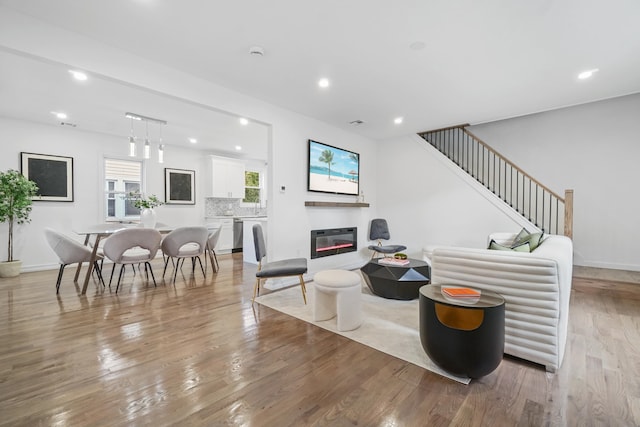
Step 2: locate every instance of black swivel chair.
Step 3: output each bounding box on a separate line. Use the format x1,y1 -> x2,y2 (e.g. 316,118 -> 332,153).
367,218 -> 407,259
252,224 -> 308,304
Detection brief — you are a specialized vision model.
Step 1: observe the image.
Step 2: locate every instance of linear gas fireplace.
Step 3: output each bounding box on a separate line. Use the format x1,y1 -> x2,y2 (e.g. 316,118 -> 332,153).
311,227 -> 357,259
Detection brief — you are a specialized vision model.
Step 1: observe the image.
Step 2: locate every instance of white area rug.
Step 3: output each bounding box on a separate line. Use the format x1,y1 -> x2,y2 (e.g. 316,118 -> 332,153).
254,281 -> 471,384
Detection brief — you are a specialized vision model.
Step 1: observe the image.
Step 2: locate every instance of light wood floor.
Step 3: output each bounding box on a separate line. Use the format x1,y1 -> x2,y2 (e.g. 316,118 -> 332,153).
1,254 -> 639,426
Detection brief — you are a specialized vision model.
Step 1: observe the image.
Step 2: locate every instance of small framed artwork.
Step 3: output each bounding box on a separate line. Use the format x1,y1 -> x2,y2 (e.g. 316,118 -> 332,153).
164,168 -> 195,205
20,152 -> 74,202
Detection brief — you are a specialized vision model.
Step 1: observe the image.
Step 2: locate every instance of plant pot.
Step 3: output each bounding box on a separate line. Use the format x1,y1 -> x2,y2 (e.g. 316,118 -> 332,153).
0,260 -> 22,278
140,208 -> 157,228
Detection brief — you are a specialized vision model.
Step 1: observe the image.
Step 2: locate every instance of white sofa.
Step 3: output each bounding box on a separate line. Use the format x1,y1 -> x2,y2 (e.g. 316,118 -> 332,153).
429,232 -> 573,373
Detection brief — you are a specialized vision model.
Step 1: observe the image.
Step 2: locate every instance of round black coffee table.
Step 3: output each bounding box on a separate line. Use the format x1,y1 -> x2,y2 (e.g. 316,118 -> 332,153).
360,258 -> 430,300
419,285 -> 505,378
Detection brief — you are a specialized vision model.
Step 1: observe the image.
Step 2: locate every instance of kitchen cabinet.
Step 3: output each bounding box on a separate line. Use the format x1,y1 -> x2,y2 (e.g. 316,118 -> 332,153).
207,217 -> 234,254
208,156 -> 245,198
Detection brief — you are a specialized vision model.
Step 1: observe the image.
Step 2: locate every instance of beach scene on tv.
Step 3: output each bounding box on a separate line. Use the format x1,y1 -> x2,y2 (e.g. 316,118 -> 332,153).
308,140 -> 359,195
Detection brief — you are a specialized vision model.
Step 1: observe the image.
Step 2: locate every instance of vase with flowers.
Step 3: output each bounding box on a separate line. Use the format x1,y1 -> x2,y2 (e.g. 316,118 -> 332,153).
127,191 -> 164,228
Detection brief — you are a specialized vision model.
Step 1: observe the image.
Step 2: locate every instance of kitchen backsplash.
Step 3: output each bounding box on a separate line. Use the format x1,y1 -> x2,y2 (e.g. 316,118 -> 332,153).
205,197 -> 267,217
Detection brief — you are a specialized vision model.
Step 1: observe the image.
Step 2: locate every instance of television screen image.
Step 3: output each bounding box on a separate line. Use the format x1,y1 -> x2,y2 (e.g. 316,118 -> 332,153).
308,139 -> 360,196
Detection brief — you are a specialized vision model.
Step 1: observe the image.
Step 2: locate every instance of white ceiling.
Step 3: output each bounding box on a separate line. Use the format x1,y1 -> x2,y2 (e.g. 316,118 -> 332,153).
1,0 -> 640,143
0,49 -> 270,159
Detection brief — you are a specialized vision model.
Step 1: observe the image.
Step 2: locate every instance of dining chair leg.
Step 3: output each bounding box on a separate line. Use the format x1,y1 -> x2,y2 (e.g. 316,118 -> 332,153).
196,256 -> 206,277
172,258 -> 182,284
115,264 -> 126,293
109,264 -> 116,287
146,262 -> 157,287
213,251 -> 219,272
298,275 -> 307,305
55,264 -> 66,294
162,257 -> 171,278
94,261 -> 105,286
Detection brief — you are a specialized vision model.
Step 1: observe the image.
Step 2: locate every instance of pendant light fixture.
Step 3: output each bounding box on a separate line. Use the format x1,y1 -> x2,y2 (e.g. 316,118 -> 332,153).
158,124 -> 164,163
143,121 -> 150,159
158,144 -> 164,164
128,116 -> 137,157
125,112 -> 167,161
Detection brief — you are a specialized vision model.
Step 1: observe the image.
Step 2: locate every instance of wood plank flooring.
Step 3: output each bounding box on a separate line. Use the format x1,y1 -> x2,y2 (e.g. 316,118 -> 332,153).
1,254 -> 639,426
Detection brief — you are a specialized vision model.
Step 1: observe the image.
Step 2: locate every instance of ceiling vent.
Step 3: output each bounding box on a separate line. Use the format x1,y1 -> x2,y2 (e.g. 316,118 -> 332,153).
349,120 -> 365,126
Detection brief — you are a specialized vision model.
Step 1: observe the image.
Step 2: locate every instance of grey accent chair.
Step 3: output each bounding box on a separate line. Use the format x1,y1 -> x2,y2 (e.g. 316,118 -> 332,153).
161,226 -> 208,284
103,228 -> 162,293
252,223 -> 308,304
367,218 -> 407,259
205,227 -> 221,273
44,228 -> 105,294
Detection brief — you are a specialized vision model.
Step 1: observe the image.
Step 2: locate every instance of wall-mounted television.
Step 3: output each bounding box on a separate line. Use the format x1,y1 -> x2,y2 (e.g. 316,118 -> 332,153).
308,139 -> 359,196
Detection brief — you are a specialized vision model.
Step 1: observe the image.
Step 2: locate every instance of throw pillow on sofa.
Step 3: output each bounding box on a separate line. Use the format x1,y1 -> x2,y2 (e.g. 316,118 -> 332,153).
513,228 -> 544,251
488,240 -> 531,252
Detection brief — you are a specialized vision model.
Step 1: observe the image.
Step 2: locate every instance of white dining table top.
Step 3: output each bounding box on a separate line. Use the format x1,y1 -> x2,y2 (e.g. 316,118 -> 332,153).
73,222 -> 173,235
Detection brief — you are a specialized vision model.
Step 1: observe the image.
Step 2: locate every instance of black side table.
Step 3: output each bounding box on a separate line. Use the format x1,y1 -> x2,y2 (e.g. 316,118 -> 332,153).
419,285 -> 505,378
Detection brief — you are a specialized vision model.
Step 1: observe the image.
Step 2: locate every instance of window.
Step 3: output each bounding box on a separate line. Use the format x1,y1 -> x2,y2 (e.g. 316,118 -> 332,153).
243,170 -> 261,203
106,180 -> 116,217
104,158 -> 143,221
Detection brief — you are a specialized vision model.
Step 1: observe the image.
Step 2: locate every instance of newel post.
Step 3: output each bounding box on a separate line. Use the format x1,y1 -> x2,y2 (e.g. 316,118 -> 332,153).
564,189 -> 574,239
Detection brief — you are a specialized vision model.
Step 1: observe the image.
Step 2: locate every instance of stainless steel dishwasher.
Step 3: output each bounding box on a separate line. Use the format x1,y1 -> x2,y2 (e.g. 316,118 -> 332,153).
232,218 -> 243,253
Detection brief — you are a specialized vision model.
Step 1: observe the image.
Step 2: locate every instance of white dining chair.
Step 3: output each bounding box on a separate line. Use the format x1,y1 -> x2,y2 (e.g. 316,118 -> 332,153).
102,228 -> 162,293
44,228 -> 105,294
161,226 -> 209,283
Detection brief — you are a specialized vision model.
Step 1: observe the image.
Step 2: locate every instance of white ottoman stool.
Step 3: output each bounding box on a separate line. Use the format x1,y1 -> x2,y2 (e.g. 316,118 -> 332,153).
313,269 -> 362,332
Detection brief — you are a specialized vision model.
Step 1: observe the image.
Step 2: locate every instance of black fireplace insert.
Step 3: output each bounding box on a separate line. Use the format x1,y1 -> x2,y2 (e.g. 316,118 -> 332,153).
310,227 -> 357,259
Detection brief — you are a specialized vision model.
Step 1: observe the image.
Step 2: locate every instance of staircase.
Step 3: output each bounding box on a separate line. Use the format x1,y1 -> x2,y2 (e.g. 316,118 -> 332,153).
419,124 -> 573,237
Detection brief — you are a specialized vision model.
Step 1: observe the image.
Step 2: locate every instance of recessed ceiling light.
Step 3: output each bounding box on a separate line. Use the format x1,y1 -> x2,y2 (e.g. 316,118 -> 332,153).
235,145 -> 242,151
188,138 -> 197,144
239,117 -> 249,126
394,117 -> 404,125
51,111 -> 67,120
318,78 -> 330,88
249,46 -> 264,56
68,70 -> 88,81
578,68 -> 599,80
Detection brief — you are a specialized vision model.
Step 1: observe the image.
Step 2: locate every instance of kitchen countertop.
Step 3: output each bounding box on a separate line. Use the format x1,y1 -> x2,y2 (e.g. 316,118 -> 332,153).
206,215 -> 267,219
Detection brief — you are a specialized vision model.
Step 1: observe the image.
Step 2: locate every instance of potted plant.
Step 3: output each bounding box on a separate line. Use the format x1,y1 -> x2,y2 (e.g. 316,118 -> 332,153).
0,169 -> 38,277
126,191 -> 164,228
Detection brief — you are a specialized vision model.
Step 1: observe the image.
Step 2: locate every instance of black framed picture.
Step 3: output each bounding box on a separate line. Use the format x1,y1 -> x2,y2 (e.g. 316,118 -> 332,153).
164,168 -> 195,205
20,152 -> 74,202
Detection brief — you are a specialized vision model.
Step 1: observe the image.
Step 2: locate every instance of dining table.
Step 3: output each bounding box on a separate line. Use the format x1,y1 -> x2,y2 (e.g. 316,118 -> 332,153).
73,222 -> 173,295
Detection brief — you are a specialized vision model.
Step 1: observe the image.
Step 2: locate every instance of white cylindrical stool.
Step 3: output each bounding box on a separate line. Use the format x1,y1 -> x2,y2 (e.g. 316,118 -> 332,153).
313,270 -> 362,332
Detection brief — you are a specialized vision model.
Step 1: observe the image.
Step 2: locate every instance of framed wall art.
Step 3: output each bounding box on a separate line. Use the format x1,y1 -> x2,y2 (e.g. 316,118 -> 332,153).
20,152 -> 74,202
164,168 -> 195,205
307,139 -> 359,196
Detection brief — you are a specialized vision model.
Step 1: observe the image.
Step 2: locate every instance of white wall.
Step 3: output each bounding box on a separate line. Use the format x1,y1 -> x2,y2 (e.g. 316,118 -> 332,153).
468,93 -> 640,270
376,135 -> 531,260
0,8 -> 380,275
0,117 -> 209,270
